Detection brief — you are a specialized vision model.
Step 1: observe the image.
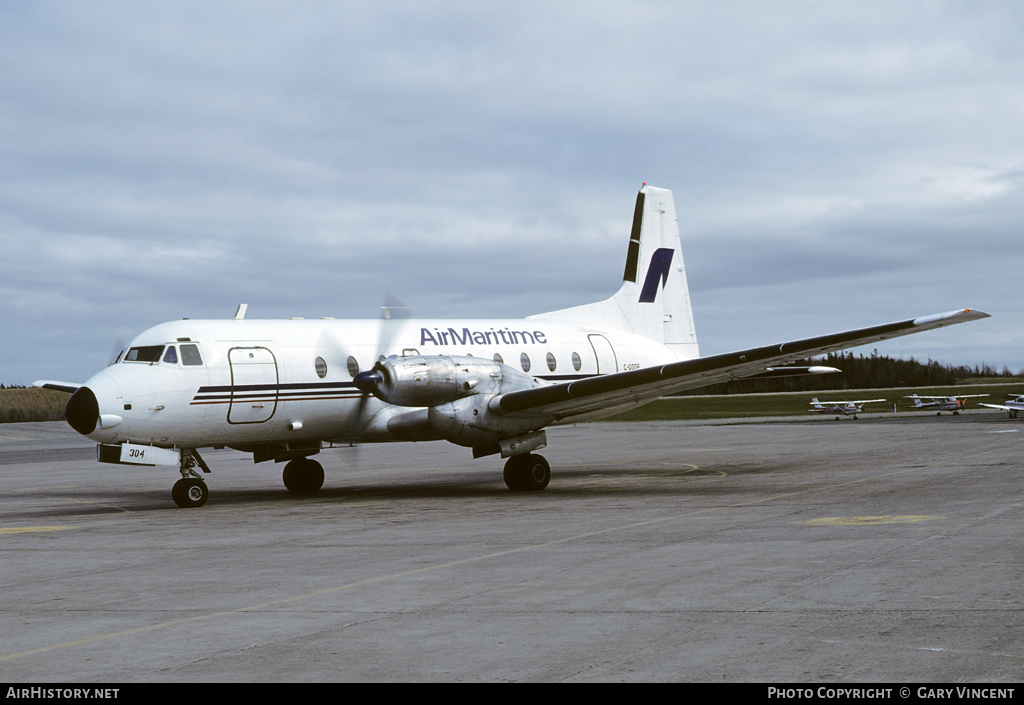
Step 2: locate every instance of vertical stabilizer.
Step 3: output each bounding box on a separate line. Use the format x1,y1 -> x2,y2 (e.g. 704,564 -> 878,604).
529,184 -> 700,360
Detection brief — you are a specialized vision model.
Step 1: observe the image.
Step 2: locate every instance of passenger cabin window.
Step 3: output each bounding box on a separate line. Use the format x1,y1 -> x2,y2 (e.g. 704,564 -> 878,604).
163,346 -> 178,364
124,345 -> 164,363
180,344 -> 203,366
493,353 -> 503,364
546,352 -> 556,372
572,352 -> 582,371
520,353 -> 531,372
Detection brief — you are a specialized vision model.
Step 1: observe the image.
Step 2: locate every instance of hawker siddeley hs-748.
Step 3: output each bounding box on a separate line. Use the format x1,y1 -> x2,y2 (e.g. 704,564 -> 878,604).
36,185 -> 990,507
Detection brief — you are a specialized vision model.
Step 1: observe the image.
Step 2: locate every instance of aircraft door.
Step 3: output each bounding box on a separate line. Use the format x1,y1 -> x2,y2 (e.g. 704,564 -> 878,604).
587,334 -> 618,375
227,347 -> 279,424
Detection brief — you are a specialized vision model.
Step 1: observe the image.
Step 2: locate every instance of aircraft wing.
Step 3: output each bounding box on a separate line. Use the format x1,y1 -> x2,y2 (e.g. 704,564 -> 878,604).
32,380 -> 83,394
978,403 -> 1013,411
914,394 -> 989,400
813,399 -> 887,405
493,308 -> 989,422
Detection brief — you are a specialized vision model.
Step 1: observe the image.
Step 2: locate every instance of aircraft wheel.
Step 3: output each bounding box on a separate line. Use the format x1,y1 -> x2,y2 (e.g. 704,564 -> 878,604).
283,458 -> 325,493
503,453 -> 550,492
172,477 -> 209,508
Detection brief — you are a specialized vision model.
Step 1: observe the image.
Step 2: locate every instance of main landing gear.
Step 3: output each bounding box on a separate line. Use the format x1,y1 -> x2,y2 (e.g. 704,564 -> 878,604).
503,453 -> 551,491
282,457 -> 325,493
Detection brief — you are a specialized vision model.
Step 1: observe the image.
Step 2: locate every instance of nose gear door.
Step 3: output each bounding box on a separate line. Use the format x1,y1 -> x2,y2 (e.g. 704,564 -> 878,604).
227,347 -> 279,423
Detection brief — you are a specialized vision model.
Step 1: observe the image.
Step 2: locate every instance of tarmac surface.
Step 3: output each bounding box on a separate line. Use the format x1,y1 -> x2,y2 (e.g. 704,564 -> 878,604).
0,412 -> 1021,683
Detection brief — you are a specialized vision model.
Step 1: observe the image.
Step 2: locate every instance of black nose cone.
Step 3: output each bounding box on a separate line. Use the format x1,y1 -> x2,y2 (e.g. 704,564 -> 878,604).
65,387 -> 99,435
353,370 -> 382,394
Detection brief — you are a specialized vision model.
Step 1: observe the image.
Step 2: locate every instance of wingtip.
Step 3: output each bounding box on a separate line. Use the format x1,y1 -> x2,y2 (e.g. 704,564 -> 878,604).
912,308 -> 991,326
33,380 -> 82,393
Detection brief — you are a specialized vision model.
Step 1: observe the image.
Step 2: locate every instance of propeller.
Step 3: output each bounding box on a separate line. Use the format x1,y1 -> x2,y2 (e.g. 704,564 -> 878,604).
317,295 -> 410,443
352,367 -> 383,396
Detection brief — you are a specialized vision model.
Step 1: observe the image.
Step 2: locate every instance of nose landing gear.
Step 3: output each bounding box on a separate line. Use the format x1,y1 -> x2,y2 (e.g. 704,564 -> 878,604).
171,476 -> 209,508
171,449 -> 211,508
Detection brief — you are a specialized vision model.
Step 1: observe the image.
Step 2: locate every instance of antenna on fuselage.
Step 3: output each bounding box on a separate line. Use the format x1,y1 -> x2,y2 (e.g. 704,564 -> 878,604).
233,304 -> 248,320
379,293 -> 410,320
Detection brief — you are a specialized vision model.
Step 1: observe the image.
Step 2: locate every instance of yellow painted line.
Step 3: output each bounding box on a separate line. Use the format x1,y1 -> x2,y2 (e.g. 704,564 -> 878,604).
0,526 -> 78,534
798,515 -> 942,526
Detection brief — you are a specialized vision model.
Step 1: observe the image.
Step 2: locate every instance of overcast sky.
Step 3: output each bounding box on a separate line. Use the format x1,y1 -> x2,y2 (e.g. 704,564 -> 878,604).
2,1 -> 1021,385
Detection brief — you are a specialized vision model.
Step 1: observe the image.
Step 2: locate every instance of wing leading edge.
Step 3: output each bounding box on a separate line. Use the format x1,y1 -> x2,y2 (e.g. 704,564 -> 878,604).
493,308 -> 990,422
33,381 -> 83,394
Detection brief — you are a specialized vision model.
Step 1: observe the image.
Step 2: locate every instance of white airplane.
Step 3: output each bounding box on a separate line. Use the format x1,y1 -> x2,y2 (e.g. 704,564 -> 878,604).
809,398 -> 887,420
904,393 -> 989,415
35,185 -> 990,508
978,395 -> 1024,418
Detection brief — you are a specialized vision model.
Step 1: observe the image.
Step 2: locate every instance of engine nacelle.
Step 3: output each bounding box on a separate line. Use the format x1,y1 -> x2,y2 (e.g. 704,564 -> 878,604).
354,354 -> 532,409
354,354 -> 554,451
428,393 -> 551,449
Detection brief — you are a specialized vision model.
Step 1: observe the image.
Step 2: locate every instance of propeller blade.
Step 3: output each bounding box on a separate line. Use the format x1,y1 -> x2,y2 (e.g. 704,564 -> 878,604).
313,296 -> 413,443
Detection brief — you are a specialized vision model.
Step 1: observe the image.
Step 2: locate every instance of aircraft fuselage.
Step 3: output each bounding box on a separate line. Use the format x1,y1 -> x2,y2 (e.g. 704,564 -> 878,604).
67,317 -> 680,451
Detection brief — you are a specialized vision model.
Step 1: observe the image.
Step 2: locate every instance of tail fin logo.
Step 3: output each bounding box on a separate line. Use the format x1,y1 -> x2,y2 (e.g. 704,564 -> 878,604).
638,248 -> 674,303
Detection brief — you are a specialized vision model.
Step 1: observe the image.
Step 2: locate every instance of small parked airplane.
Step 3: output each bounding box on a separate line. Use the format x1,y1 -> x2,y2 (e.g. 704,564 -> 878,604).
809,398 -> 887,420
904,393 -> 989,415
36,185 -> 990,507
978,395 -> 1024,418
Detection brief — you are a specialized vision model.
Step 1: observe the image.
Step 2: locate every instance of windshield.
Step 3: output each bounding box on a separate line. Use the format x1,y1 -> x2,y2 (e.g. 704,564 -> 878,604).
121,343 -> 204,366
123,345 -> 164,363
180,343 -> 203,366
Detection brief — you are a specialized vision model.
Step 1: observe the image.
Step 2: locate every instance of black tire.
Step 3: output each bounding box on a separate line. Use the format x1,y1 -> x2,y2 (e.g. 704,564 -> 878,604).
283,458 -> 325,493
503,454 -> 550,492
171,477 -> 209,508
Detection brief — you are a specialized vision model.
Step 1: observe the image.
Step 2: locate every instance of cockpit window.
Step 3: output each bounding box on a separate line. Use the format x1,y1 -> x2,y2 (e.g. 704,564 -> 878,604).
124,345 -> 164,363
180,344 -> 203,366
163,346 -> 178,364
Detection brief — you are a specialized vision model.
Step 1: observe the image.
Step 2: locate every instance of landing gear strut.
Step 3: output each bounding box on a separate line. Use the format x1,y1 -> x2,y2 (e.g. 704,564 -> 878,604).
503,453 -> 551,491
282,457 -> 325,493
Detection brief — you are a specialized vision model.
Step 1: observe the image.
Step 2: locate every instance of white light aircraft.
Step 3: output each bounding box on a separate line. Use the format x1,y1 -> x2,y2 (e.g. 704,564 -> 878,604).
904,393 -> 989,415
35,185 -> 990,507
809,398 -> 887,420
978,395 -> 1024,418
